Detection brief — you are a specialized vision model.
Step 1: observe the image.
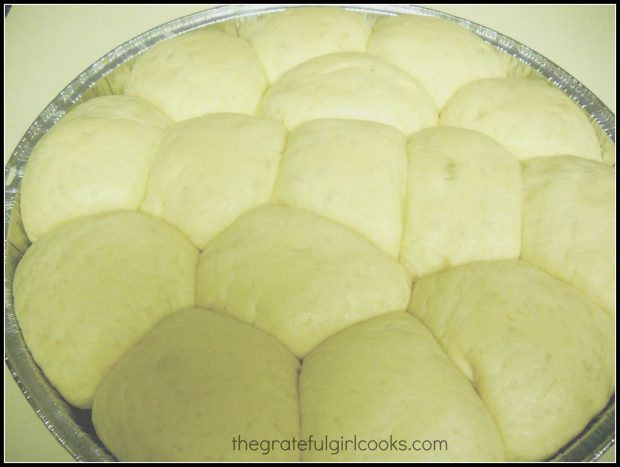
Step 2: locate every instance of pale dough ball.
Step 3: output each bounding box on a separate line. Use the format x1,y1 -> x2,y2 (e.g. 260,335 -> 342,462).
13,211 -> 198,408
367,15 -> 506,109
93,309 -> 300,461
238,7 -> 372,82
272,119 -> 407,257
196,204 -> 411,357
400,126 -> 521,279
141,113 -> 286,248
124,29 -> 268,121
59,95 -> 171,129
259,52 -> 437,134
301,311 -> 505,461
440,78 -> 601,161
522,156 -> 615,315
20,96 -> 172,242
409,260 -> 615,461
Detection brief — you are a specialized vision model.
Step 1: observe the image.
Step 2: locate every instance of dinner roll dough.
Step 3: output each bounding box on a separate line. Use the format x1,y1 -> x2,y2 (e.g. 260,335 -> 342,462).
259,52 -> 437,134
20,96 -> 171,242
272,119 -> 407,256
141,113 -> 286,248
124,29 -> 268,121
59,95 -> 172,128
440,78 -> 601,161
400,127 -> 521,279
367,15 -> 506,109
522,156 -> 615,315
196,204 -> 411,357
409,260 -> 615,461
239,7 -> 371,83
13,211 -> 198,408
301,312 -> 505,461
93,309 -> 300,461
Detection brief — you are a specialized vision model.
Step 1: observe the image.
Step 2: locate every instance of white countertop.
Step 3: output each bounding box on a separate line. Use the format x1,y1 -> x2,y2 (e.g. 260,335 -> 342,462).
4,4 -> 615,462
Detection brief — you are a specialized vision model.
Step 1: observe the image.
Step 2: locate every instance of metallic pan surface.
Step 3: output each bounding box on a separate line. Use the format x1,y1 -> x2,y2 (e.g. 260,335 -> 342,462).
4,4 -> 615,462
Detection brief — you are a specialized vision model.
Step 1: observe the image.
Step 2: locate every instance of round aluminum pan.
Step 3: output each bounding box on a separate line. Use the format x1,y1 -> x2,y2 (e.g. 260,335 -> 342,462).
4,4 -> 615,462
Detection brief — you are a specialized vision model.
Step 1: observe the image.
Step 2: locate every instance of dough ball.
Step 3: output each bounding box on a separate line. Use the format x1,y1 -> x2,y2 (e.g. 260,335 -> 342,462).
20,96 -> 172,242
300,312 -> 505,461
400,126 -> 521,279
272,119 -> 407,256
440,78 -> 601,161
409,260 -> 615,461
522,156 -> 615,315
93,309 -> 300,461
239,7 -> 372,82
259,52 -> 437,134
13,211 -> 198,408
141,113 -> 286,248
59,95 -> 171,129
196,204 -> 411,357
124,29 -> 268,121
367,15 -> 506,109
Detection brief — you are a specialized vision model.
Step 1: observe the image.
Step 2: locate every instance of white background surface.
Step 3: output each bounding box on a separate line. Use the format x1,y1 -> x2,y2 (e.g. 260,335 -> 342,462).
4,4 -> 616,462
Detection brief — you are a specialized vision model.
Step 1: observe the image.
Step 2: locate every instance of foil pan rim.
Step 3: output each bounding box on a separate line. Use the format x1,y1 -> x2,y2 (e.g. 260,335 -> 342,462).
4,4 -> 616,462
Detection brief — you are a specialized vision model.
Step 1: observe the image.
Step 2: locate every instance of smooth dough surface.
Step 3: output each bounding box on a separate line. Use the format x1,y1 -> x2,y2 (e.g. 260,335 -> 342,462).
522,156 -> 615,315
124,29 -> 268,121
59,95 -> 172,128
239,7 -> 371,83
259,52 -> 437,134
196,204 -> 412,357
141,113 -> 286,248
301,312 -> 505,461
93,309 -> 300,461
400,127 -> 521,279
367,15 -> 506,109
13,211 -> 198,408
272,119 -> 407,256
440,78 -> 601,161
409,260 -> 615,461
20,96 -> 171,242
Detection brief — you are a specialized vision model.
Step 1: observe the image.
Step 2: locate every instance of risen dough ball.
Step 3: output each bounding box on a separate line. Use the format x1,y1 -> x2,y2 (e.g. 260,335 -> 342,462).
124,29 -> 268,121
141,113 -> 286,248
367,15 -> 506,109
196,204 -> 411,357
13,211 -> 198,408
93,309 -> 300,462
239,7 -> 371,82
259,52 -> 437,134
301,312 -> 505,461
522,156 -> 615,315
20,96 -> 171,242
440,78 -> 601,161
59,95 -> 171,128
400,127 -> 521,279
272,119 -> 407,256
410,260 -> 615,461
